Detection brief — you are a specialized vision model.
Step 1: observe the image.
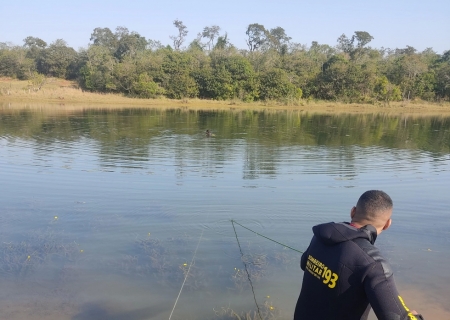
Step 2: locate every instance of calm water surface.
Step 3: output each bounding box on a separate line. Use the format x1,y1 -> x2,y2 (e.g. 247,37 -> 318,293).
0,105 -> 450,319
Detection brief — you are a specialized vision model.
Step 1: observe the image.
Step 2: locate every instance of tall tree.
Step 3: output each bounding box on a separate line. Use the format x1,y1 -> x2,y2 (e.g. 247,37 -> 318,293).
23,36 -> 47,49
353,31 -> 373,49
268,27 -> 291,53
336,34 -> 354,54
170,19 -> 188,51
23,36 -> 47,61
0,46 -> 33,79
214,33 -> 230,50
435,62 -> 450,100
395,46 -> 417,55
202,25 -> 220,51
246,23 -> 268,52
78,45 -> 116,91
337,31 -> 373,60
114,27 -> 147,60
37,39 -> 77,78
90,27 -> 118,53
162,51 -> 198,98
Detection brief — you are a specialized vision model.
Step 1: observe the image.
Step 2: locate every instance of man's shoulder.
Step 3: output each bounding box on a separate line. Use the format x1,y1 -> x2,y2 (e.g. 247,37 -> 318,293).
351,238 -> 393,278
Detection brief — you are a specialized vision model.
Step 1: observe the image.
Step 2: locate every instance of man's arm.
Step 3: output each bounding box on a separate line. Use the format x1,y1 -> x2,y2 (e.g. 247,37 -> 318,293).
364,261 -> 422,320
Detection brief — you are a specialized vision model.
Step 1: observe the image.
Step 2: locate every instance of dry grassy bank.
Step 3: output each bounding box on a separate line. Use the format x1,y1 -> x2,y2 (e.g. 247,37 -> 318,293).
1,77 -> 450,116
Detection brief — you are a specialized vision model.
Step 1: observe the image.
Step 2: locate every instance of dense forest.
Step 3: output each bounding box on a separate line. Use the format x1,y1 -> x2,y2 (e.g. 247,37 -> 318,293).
1,21 -> 449,103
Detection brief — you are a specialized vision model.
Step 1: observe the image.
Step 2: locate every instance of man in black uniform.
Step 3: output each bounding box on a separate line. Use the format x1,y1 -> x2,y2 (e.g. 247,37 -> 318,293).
294,190 -> 423,320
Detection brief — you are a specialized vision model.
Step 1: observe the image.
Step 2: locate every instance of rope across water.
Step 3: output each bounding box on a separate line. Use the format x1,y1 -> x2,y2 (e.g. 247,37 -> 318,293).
231,219 -> 303,320
230,219 -> 304,254
168,219 -> 303,320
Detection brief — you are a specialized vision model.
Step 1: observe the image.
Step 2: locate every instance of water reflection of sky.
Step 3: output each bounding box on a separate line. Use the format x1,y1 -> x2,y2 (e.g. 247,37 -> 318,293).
0,108 -> 450,319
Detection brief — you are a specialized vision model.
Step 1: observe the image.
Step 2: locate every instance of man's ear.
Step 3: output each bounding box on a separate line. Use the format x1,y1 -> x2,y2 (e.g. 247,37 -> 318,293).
383,218 -> 392,231
350,206 -> 356,220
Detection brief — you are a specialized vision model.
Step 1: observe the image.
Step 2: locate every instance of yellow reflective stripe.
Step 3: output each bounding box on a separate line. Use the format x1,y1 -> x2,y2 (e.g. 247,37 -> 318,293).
398,296 -> 418,320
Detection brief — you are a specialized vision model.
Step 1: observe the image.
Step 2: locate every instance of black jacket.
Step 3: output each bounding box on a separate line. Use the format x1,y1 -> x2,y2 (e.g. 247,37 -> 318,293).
294,222 -> 419,320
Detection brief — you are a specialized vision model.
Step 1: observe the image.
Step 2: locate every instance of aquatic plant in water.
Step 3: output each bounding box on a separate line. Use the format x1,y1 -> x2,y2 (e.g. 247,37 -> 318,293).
212,300 -> 282,320
0,229 -> 81,279
230,241 -> 295,291
114,235 -> 209,290
232,252 -> 268,291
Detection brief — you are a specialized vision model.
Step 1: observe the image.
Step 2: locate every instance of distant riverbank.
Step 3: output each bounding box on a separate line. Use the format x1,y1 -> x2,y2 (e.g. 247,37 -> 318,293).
1,78 -> 450,116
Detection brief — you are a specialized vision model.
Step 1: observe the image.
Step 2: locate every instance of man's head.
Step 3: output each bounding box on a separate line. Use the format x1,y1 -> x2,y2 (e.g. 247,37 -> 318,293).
350,190 -> 393,234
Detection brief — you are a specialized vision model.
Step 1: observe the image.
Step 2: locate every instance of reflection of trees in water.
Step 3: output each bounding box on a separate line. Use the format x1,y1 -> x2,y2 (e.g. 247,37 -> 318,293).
243,144 -> 278,180
1,108 -> 449,178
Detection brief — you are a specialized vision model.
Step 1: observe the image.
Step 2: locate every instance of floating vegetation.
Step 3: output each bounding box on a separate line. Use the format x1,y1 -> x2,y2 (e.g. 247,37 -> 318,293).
114,235 -> 209,290
213,300 -> 281,320
0,228 -> 81,279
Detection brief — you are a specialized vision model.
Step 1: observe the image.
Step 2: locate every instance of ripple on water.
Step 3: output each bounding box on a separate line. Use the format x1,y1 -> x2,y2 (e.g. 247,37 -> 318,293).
1,109 -> 450,319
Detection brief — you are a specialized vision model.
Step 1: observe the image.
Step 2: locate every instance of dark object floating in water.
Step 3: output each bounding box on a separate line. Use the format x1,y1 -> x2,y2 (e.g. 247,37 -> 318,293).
205,129 -> 215,137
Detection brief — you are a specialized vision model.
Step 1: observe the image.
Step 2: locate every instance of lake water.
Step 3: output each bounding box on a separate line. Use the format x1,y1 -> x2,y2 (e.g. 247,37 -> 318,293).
0,105 -> 449,319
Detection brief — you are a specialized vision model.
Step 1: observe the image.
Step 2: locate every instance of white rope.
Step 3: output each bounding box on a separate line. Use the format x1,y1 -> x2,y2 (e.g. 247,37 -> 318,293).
168,227 -> 205,320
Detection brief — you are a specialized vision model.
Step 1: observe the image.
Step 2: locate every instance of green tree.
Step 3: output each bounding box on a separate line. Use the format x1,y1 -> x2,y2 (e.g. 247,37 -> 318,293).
267,27 -> 291,53
78,45 -> 116,91
195,53 -> 259,101
195,65 -> 233,100
214,33 -> 231,50
435,65 -> 450,100
170,19 -> 188,51
202,25 -> 220,51
162,51 -> 198,98
90,27 -> 118,53
0,46 -> 34,79
388,53 -> 428,100
165,73 -> 198,99
132,73 -> 165,98
23,36 -> 47,61
37,39 -> 77,78
373,75 -> 401,103
114,27 -> 147,60
113,56 -> 138,94
353,31 -> 374,49
259,68 -> 299,100
246,23 -> 268,52
336,34 -> 353,54
23,36 -> 47,49
188,38 -> 205,51
336,31 -> 374,60
134,49 -> 167,85
315,54 -> 349,100
28,71 -> 47,91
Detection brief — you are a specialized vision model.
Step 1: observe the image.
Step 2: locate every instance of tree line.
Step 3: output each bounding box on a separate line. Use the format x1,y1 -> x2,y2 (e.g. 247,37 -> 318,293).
1,21 -> 449,103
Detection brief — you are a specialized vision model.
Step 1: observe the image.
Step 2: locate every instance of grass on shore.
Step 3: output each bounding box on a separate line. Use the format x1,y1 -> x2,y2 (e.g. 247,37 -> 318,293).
1,77 -> 450,115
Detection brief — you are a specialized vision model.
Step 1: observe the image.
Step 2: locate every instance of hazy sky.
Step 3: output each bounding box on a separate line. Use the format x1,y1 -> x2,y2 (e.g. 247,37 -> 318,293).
1,0 -> 449,53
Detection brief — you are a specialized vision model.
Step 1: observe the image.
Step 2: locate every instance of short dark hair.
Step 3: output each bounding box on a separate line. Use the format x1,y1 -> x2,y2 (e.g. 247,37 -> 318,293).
356,190 -> 393,216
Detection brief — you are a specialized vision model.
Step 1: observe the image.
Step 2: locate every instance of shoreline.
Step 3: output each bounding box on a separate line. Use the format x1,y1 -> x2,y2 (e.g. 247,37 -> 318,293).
1,78 -> 450,116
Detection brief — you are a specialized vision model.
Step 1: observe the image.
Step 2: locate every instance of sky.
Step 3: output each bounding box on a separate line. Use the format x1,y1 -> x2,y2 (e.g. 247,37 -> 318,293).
1,0 -> 449,53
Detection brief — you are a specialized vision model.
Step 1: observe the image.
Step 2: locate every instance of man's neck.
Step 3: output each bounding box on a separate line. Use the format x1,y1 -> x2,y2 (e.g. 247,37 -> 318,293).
350,221 -> 383,235
349,221 -> 363,228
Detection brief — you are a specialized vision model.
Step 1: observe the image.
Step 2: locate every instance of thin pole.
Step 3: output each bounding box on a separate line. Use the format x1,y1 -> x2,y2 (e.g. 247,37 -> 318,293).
168,226 -> 205,320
